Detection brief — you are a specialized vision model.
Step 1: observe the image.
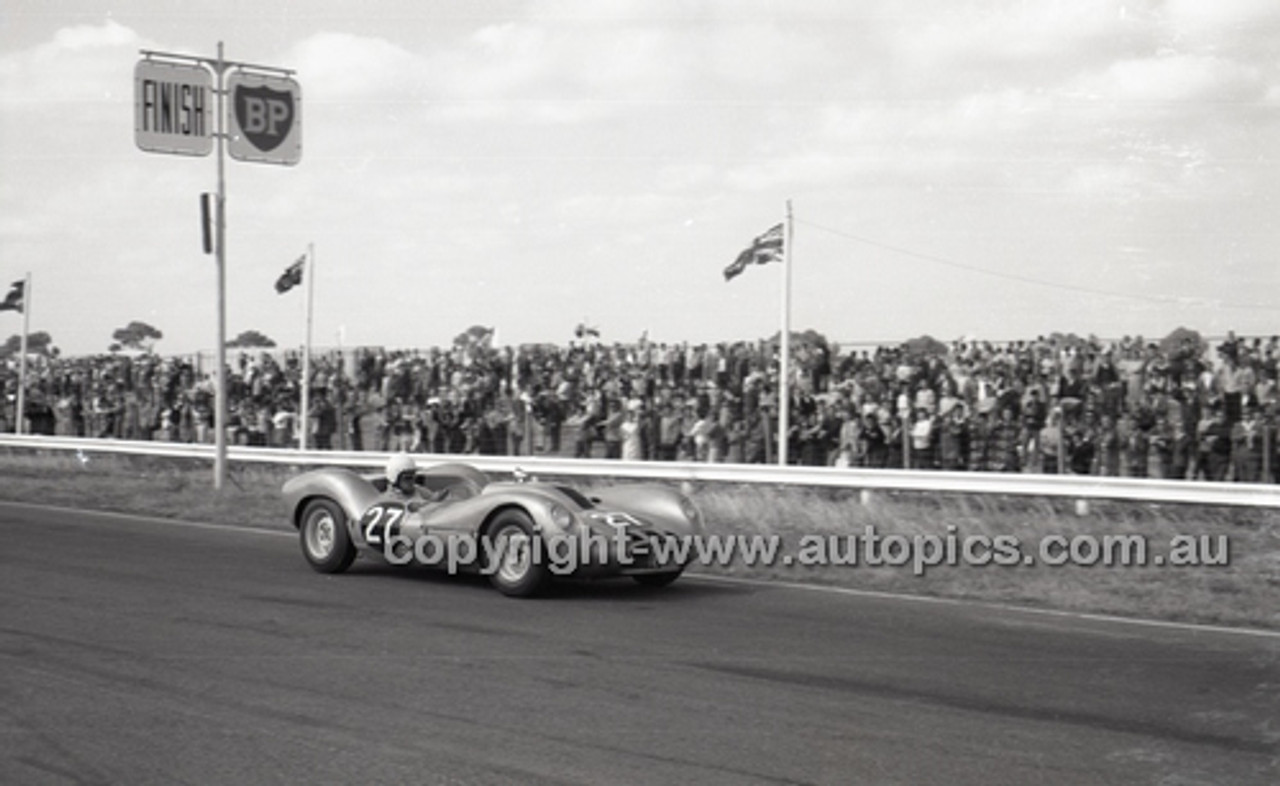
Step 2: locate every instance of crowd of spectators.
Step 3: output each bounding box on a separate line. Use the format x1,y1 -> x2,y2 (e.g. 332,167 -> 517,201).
2,329 -> 1277,483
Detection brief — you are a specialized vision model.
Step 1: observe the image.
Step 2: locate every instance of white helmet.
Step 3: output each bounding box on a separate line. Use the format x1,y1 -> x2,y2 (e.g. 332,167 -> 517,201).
385,453 -> 417,486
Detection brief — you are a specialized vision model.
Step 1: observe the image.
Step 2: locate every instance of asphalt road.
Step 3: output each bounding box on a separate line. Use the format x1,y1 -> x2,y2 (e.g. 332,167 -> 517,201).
2,501 -> 1277,785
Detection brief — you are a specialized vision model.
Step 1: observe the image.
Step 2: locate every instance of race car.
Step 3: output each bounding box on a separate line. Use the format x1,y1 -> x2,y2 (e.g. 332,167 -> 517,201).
281,460 -> 703,596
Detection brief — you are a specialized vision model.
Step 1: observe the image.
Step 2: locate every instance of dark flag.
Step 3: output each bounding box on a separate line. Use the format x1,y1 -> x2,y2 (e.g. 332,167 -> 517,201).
275,256 -> 305,294
723,223 -> 784,281
0,280 -> 23,313
574,322 -> 600,339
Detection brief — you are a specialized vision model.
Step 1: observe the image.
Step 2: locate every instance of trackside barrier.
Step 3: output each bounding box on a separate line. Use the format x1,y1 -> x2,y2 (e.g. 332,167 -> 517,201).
2,434 -> 1278,509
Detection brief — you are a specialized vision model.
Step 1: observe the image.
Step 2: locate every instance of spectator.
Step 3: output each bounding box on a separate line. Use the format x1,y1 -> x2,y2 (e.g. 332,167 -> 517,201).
834,402 -> 861,468
1127,419 -> 1149,479
1039,408 -> 1064,475
884,412 -> 904,470
657,400 -> 683,461
620,400 -> 644,461
989,404 -> 1021,473
909,407 -> 935,470
601,398 -> 624,459
5,330 -> 1270,486
271,401 -> 296,447
1066,412 -> 1096,475
937,400 -> 969,471
477,403 -> 508,456
1232,403 -> 1263,482
1198,406 -> 1232,481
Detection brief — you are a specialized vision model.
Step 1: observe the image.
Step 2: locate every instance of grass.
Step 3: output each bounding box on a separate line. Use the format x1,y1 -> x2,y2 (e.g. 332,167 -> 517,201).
2,446 -> 1277,631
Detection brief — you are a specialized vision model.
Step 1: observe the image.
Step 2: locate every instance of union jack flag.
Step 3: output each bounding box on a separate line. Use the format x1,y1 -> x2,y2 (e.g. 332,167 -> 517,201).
275,256 -> 305,294
0,280 -> 23,313
723,223 -> 783,281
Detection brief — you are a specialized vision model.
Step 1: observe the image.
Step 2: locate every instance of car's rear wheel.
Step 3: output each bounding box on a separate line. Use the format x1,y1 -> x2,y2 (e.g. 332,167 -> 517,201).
633,569 -> 683,588
300,498 -> 357,574
486,510 -> 548,597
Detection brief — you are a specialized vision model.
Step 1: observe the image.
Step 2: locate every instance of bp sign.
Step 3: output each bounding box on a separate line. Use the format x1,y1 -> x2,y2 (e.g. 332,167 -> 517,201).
227,71 -> 302,165
135,60 -> 214,156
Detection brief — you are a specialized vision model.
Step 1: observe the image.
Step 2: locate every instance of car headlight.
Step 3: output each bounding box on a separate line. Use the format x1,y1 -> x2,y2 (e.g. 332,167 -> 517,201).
548,503 -> 574,530
679,496 -> 701,527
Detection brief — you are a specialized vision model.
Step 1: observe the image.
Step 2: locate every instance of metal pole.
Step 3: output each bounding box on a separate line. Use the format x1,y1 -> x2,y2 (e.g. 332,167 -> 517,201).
300,242 -> 313,449
763,408 -> 773,465
902,414 -> 911,469
14,272 -> 30,435
335,324 -> 345,450
213,41 -> 228,490
1264,408 -> 1272,483
778,200 -> 792,466
1058,418 -> 1066,474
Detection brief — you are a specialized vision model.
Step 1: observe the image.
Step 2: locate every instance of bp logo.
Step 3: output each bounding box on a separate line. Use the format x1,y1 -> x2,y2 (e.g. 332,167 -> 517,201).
225,71 -> 301,165
233,84 -> 294,152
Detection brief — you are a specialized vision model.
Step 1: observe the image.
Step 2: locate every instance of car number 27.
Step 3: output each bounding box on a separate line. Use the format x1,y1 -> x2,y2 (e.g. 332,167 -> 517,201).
359,502 -> 406,547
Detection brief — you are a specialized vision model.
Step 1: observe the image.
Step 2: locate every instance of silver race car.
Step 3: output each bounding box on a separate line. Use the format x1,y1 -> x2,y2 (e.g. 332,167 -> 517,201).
282,460 -> 703,596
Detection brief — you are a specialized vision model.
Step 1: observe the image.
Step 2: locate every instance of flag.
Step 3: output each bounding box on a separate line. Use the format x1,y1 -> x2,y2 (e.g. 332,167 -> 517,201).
724,223 -> 784,281
275,255 -> 305,294
0,280 -> 23,313
574,322 -> 600,339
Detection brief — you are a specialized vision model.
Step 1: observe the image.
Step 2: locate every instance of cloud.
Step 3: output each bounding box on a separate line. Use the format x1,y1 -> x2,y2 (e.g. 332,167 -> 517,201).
1073,53 -> 1263,104
1162,0 -> 1280,39
0,20 -> 144,104
890,1 -> 1133,86
289,32 -> 422,101
49,19 -> 140,51
3,4 -> 1278,352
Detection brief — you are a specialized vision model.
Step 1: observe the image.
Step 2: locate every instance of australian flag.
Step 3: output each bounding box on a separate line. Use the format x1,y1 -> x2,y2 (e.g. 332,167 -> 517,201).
0,280 -> 23,313
275,256 -> 305,294
723,223 -> 784,281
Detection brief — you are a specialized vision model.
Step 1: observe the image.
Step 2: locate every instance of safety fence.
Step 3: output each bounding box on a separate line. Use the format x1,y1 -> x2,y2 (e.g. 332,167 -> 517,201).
3,433 -> 1278,509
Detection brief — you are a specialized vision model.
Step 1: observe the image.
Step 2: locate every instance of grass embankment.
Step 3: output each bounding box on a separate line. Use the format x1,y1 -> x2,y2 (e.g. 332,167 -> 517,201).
2,448 -> 1277,631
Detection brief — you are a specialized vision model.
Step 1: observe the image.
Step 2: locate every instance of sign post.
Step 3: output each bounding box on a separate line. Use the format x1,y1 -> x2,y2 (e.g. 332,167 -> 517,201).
135,43 -> 301,490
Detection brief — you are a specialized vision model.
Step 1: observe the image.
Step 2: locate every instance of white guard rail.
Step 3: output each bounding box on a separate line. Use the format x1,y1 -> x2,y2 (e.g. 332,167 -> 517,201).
1,434 -> 1277,509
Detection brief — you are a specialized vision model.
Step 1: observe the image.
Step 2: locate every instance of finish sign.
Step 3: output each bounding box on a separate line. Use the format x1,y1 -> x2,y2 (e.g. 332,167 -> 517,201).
134,59 -> 214,156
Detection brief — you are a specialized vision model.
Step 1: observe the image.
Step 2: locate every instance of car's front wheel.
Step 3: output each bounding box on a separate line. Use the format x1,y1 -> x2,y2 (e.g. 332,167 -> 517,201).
486,510 -> 549,597
300,498 -> 357,574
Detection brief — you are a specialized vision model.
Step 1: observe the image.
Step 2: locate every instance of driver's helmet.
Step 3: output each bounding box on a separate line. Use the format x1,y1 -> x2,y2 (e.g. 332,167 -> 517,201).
385,453 -> 418,495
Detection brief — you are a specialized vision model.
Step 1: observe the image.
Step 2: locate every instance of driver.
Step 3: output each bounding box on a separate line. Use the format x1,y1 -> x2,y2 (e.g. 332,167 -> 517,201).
384,453 -> 448,510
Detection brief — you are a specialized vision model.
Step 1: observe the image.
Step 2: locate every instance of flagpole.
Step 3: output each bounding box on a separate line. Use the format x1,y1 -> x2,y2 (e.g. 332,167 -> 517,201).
299,242 -> 314,450
778,201 -> 792,466
213,40 -> 228,490
15,272 -> 31,435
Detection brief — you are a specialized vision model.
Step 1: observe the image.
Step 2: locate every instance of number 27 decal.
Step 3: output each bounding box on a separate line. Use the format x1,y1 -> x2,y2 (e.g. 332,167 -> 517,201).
360,503 -> 406,546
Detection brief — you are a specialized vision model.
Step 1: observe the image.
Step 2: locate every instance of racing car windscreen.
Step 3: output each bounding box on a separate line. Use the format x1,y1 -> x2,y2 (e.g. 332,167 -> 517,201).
555,486 -> 597,510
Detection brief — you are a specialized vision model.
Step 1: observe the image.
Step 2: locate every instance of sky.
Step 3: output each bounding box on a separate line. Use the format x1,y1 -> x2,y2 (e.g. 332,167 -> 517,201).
1,0 -> 1278,356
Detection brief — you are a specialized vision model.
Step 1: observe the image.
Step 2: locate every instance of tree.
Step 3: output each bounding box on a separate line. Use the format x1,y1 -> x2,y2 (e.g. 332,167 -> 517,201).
1,331 -> 56,358
765,329 -> 830,349
1047,331 -> 1088,349
901,334 -> 948,358
228,329 -> 277,348
111,320 -> 163,352
1160,326 -> 1206,357
453,325 -> 495,350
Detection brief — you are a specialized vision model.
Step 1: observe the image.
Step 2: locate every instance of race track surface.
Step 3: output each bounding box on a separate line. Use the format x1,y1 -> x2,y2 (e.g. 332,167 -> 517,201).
1,502 -> 1276,785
